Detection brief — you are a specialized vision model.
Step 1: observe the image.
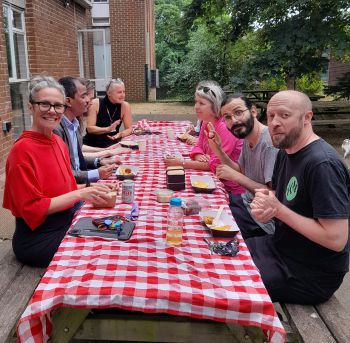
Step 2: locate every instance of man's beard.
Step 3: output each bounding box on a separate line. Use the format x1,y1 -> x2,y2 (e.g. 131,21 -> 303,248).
230,113 -> 254,139
271,120 -> 303,149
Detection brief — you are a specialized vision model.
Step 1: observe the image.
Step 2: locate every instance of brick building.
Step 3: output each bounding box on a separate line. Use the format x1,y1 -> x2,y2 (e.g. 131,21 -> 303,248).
0,0 -> 156,174
327,59 -> 350,86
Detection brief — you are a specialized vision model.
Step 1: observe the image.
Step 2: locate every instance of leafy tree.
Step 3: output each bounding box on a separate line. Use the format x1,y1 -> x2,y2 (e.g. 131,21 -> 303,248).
184,0 -> 350,89
155,0 -> 191,97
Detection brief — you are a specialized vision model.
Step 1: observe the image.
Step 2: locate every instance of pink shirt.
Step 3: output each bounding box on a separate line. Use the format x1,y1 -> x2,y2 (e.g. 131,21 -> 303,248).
190,119 -> 245,194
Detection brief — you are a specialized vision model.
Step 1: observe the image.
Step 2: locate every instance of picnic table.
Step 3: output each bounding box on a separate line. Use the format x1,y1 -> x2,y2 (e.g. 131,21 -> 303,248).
16,120 -> 285,343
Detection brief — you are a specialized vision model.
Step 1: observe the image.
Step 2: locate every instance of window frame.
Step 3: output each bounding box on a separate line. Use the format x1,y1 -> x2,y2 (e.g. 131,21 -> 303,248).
3,3 -> 29,83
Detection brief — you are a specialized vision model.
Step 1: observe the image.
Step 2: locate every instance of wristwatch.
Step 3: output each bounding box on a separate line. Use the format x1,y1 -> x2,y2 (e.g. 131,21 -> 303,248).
86,180 -> 91,187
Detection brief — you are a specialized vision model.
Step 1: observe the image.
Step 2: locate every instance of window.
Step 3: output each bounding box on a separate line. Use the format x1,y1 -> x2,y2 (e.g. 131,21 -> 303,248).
92,0 -> 108,3
3,4 -> 29,81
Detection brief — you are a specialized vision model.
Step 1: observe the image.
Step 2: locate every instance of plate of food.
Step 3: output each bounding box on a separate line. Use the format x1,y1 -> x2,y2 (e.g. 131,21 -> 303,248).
120,140 -> 139,149
177,132 -> 190,142
199,209 -> 239,237
115,165 -> 138,180
190,175 -> 216,193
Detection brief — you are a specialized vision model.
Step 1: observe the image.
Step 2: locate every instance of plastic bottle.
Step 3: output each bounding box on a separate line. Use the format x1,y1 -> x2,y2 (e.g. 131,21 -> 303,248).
166,198 -> 184,246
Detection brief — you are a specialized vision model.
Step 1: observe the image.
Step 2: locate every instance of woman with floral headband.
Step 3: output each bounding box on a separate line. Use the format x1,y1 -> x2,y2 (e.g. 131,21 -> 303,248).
165,80 -> 245,195
83,78 -> 133,148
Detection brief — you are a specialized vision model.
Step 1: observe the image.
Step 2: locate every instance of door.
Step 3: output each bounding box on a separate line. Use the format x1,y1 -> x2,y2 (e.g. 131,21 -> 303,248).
77,28 -> 111,94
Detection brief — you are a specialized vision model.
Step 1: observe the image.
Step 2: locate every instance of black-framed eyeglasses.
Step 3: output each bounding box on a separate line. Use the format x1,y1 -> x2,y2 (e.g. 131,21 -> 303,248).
197,86 -> 216,98
32,101 -> 67,114
223,108 -> 249,120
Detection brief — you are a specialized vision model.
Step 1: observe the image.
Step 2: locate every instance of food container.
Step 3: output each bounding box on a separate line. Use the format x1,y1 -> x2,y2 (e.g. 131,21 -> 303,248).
177,132 -> 190,142
155,188 -> 174,203
190,175 -> 216,193
182,198 -> 201,215
166,166 -> 185,191
199,209 -> 239,237
115,165 -> 138,180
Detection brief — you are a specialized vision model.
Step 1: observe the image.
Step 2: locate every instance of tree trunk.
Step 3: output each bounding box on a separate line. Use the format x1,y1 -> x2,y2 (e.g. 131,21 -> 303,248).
285,74 -> 296,89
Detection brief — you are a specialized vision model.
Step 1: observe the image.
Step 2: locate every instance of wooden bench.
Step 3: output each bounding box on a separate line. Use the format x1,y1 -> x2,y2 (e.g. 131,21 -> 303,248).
276,296 -> 350,342
0,239 -> 45,343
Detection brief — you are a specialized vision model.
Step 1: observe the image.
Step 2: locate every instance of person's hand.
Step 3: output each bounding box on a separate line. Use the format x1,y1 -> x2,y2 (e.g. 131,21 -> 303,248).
250,189 -> 280,223
107,132 -> 122,141
107,119 -> 121,133
78,185 -> 111,203
164,156 -> 183,167
98,165 -> 115,179
106,146 -> 131,155
205,122 -> 222,154
100,156 -> 121,166
91,181 -> 119,193
216,164 -> 236,181
193,153 -> 210,163
186,136 -> 198,145
186,124 -> 195,134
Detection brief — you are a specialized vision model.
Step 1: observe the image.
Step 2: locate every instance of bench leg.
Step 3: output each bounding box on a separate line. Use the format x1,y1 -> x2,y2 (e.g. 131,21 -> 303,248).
49,308 -> 90,343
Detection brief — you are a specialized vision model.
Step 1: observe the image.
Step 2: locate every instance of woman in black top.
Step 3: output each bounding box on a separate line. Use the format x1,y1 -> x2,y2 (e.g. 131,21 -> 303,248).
83,78 -> 133,148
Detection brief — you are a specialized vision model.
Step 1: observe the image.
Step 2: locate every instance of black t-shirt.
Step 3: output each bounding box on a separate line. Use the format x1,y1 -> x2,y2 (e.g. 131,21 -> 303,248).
272,139 -> 350,274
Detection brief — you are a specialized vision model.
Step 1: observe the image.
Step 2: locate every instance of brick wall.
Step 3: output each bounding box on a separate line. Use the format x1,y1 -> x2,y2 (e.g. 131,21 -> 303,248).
109,0 -> 155,101
25,0 -> 91,79
328,59 -> 350,86
0,0 -> 13,175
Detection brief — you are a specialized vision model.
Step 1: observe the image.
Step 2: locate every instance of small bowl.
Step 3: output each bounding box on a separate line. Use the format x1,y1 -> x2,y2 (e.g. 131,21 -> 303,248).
155,188 -> 174,203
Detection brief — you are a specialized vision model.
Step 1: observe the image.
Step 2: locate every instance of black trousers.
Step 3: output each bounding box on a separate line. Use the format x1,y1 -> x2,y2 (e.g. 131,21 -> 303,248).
13,203 -> 82,268
246,235 -> 345,305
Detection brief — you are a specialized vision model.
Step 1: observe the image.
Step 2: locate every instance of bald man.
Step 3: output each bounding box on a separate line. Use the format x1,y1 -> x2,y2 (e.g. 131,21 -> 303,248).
248,90 -> 350,305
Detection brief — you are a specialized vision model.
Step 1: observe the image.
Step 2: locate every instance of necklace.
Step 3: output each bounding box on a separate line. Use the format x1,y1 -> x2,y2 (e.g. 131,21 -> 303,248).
106,104 -> 119,124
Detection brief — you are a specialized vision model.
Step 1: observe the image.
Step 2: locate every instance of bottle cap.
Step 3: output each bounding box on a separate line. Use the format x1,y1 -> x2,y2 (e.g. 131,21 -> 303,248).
170,198 -> 182,206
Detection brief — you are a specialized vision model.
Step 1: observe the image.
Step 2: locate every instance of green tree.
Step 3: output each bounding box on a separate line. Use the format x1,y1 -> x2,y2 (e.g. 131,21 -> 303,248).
155,0 -> 191,97
184,0 -> 350,89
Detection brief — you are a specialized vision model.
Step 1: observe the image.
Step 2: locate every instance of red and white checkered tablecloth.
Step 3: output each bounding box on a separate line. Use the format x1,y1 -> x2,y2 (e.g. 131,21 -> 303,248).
17,120 -> 286,343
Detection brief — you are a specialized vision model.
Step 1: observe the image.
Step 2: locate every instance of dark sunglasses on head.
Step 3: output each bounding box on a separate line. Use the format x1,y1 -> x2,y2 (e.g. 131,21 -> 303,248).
198,86 -> 216,98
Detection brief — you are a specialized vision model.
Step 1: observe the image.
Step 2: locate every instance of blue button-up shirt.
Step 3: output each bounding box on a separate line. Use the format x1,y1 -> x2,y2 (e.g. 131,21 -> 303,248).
61,116 -> 99,182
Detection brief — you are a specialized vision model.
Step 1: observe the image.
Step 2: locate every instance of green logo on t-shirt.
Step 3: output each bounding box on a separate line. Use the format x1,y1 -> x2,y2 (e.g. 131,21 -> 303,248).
286,176 -> 298,201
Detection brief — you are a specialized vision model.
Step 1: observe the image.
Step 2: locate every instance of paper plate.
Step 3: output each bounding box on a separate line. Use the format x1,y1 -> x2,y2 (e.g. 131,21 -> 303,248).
199,209 -> 239,237
190,175 -> 216,193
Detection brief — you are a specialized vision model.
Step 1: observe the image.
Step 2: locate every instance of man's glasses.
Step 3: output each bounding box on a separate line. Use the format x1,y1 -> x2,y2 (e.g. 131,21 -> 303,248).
223,108 -> 249,120
197,86 -> 216,98
32,101 -> 67,114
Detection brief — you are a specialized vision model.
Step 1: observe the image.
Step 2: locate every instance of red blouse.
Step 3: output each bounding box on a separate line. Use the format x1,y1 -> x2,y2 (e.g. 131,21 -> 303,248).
3,131 -> 77,230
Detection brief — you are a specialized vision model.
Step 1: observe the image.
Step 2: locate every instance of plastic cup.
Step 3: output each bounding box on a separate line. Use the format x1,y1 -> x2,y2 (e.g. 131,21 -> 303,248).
137,140 -> 146,152
167,128 -> 175,140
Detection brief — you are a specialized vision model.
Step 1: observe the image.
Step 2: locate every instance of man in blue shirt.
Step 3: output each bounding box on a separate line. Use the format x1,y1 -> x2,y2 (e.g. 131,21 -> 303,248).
54,77 -> 115,185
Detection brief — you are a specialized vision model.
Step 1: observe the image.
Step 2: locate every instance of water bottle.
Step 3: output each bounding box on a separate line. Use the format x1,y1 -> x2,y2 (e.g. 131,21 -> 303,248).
166,198 -> 184,246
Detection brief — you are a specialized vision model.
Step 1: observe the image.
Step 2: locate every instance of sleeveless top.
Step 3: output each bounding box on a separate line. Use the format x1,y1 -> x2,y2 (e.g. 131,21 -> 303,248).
83,96 -> 122,148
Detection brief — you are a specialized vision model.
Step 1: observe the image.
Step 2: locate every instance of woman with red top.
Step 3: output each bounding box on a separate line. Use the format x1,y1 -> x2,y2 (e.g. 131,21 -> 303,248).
3,76 -> 112,267
165,81 -> 245,195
